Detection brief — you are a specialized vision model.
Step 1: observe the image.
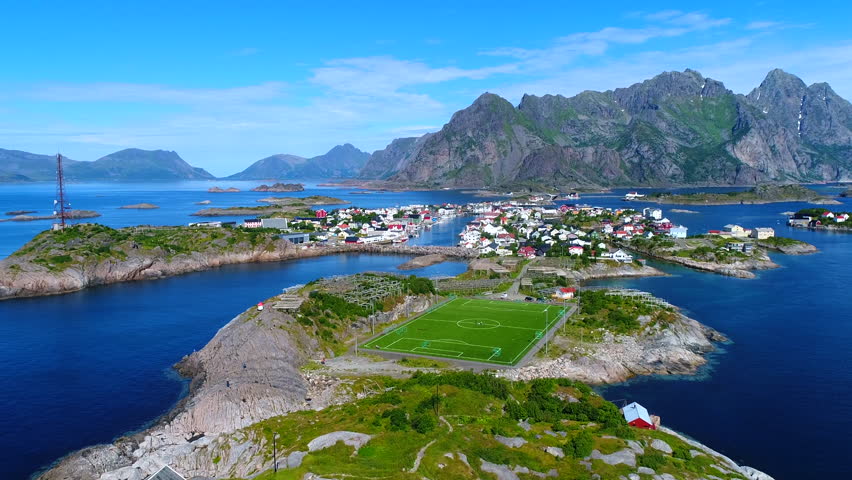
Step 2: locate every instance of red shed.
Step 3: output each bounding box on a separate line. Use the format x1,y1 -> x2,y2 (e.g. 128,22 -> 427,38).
622,402 -> 655,430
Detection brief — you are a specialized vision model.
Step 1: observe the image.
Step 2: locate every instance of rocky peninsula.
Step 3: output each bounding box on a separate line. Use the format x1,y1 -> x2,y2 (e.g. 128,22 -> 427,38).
256,195 -> 346,206
38,279 -> 771,480
397,253 -> 447,270
190,205 -> 312,217
757,237 -> 819,254
250,182 -> 305,192
625,236 -> 787,278
0,210 -> 101,222
645,184 -> 840,205
0,225 -> 477,300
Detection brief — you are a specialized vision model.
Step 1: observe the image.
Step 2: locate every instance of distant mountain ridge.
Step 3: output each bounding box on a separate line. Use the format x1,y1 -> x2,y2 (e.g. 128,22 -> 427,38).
0,148 -> 214,182
359,68 -> 852,188
227,144 -> 370,180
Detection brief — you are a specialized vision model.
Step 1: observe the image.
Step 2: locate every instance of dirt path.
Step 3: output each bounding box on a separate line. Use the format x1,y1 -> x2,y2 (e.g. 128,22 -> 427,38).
408,439 -> 437,473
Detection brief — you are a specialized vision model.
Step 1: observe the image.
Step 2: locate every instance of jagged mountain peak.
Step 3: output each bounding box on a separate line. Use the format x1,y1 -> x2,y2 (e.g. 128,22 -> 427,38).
362,68 -> 852,188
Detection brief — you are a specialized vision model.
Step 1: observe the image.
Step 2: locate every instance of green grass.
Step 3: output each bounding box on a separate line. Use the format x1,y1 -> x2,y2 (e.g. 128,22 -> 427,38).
363,298 -> 567,366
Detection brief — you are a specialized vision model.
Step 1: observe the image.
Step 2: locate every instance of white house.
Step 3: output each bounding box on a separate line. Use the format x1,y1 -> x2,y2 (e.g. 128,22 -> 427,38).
750,227 -> 775,239
643,207 -> 663,220
669,225 -> 688,239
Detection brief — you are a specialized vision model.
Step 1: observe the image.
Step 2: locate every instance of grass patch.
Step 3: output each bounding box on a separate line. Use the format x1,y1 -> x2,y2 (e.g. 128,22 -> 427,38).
363,298 -> 568,366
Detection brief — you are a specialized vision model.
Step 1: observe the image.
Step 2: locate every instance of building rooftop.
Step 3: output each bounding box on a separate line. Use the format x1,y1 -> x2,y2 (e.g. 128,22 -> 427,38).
622,402 -> 652,425
146,466 -> 186,480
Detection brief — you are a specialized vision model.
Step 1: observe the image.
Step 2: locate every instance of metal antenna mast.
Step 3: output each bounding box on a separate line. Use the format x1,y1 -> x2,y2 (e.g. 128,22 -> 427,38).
54,153 -> 70,229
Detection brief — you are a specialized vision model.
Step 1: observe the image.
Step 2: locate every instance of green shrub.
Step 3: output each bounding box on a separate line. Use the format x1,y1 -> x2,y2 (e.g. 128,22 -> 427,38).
411,413 -> 437,433
638,452 -> 667,470
565,430 -> 595,458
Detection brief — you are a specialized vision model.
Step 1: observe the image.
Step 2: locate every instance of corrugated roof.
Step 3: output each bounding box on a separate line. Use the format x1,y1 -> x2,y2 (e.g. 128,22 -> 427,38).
146,466 -> 186,480
622,402 -> 652,425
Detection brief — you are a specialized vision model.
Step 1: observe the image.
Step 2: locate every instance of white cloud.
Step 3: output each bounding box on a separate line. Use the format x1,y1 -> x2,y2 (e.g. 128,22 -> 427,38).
22,82 -> 287,105
480,11 -> 731,72
746,20 -> 781,30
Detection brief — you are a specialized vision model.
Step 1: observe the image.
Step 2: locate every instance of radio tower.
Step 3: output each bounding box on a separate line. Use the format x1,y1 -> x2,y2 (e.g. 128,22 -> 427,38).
54,153 -> 70,230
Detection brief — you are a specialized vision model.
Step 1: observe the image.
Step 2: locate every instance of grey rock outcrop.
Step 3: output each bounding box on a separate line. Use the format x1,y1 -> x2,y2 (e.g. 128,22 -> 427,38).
500,313 -> 724,384
362,69 -> 852,187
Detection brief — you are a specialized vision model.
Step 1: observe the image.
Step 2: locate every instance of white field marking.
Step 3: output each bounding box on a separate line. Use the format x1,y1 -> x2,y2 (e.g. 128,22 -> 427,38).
469,305 -> 548,314
369,335 -> 514,365
416,316 -> 540,331
413,347 -> 464,357
391,336 -> 503,351
506,308 -> 566,364
509,334 -> 541,364
455,318 -> 501,330
383,338 -> 408,349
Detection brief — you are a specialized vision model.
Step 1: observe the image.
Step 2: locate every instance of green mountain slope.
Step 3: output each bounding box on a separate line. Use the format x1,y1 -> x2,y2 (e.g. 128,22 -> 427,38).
364,69 -> 852,188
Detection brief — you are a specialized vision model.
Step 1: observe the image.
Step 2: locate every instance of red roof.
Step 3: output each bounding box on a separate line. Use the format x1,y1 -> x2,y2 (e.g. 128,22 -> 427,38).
560,287 -> 577,293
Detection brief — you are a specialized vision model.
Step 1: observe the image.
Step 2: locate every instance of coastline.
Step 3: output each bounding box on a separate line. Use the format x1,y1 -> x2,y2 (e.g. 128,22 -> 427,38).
0,243 -> 476,301
625,245 -> 779,279
37,287 -> 741,480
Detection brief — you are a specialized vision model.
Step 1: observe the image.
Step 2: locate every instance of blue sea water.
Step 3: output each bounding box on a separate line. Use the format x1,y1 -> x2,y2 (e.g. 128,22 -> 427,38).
0,181 -> 850,479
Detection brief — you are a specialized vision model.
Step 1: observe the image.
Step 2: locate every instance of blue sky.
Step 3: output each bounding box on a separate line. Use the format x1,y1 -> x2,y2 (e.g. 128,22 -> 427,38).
1,0 -> 850,176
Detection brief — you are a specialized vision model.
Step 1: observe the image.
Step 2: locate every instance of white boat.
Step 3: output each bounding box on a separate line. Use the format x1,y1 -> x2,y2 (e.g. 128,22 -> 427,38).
624,192 -> 645,200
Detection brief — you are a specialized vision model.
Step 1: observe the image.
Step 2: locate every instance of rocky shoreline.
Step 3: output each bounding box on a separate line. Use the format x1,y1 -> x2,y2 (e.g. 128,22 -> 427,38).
119,203 -> 159,209
0,210 -> 101,222
250,182 -> 305,192
36,285 -> 755,480
627,245 -> 778,279
500,312 -> 726,384
570,262 -> 666,282
0,242 -> 476,301
757,240 -> 819,254
38,294 -> 436,480
396,253 -> 448,270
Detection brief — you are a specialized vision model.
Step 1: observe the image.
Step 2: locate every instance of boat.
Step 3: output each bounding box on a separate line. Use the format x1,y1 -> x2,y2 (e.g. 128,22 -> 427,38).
624,192 -> 645,201
557,192 -> 580,200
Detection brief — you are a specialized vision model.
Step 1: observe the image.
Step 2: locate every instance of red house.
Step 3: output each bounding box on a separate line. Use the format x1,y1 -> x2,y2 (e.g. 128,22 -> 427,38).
622,402 -> 655,430
315,209 -> 328,219
518,246 -> 536,259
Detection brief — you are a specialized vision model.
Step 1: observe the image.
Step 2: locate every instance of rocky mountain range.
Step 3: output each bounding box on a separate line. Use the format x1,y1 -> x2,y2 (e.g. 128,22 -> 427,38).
0,148 -> 214,182
359,69 -> 852,188
227,143 -> 370,180
0,144 -> 371,183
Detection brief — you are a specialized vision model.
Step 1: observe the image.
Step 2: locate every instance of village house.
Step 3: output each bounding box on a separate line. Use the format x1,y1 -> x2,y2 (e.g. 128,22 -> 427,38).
723,224 -> 751,238
242,218 -> 262,228
669,225 -> 688,239
750,227 -> 775,239
601,249 -> 633,263
553,287 -> 577,300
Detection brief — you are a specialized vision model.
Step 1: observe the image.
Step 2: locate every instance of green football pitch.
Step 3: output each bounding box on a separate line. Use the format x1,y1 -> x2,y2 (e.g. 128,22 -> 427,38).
362,298 -> 569,366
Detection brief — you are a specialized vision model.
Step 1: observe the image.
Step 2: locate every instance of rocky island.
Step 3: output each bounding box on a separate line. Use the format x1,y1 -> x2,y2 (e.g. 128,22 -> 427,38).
0,210 -> 101,222
0,224 -> 478,300
645,184 -> 840,205
256,195 -> 347,206
208,186 -> 240,193
191,204 -> 316,217
623,234 -> 815,278
251,182 -> 305,192
38,275 -> 771,480
5,209 -> 37,215
119,203 -> 159,209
